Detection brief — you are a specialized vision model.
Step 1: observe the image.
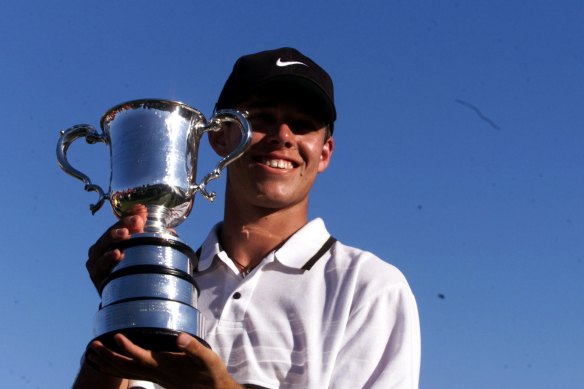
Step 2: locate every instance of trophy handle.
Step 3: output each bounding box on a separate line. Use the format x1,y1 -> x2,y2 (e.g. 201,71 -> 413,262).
194,109 -> 253,201
57,124 -> 109,214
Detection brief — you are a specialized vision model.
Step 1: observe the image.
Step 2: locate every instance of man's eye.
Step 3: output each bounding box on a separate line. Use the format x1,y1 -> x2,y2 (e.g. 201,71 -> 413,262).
291,120 -> 319,133
250,113 -> 273,122
249,113 -> 275,127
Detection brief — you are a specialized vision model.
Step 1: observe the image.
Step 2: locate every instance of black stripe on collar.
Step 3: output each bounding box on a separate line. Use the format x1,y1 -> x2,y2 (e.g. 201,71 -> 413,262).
195,237 -> 337,272
301,236 -> 337,271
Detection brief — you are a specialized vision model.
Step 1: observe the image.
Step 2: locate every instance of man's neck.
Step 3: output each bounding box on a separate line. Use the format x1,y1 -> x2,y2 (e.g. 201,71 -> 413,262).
220,198 -> 309,269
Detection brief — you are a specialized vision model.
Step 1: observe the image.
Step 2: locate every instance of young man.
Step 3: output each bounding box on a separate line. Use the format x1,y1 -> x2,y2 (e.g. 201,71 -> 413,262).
74,47 -> 421,389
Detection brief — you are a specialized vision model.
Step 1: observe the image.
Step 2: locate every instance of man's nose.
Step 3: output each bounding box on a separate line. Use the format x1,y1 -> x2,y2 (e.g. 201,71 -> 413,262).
266,123 -> 294,148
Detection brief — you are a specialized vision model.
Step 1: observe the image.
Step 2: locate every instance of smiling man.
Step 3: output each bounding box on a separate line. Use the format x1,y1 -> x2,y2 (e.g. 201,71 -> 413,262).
75,47 -> 421,389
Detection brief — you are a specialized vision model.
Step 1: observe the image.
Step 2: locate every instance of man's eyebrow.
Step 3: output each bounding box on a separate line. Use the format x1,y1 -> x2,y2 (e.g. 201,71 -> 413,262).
242,100 -> 324,124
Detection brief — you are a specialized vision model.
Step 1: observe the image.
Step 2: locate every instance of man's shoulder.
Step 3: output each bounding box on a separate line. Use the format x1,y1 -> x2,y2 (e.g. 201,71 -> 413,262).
330,239 -> 408,283
302,218 -> 410,287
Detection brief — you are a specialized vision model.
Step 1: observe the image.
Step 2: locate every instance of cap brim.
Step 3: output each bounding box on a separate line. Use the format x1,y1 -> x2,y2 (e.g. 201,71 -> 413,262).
251,76 -> 336,125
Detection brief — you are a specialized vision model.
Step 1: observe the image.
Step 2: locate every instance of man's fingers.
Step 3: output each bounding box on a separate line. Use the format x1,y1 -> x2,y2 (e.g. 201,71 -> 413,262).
86,249 -> 123,289
85,212 -> 147,289
86,213 -> 146,261
87,226 -> 120,259
85,334 -> 236,388
176,333 -> 241,388
86,340 -> 133,378
113,333 -> 158,367
176,333 -> 214,362
123,214 -> 147,234
87,338 -> 155,381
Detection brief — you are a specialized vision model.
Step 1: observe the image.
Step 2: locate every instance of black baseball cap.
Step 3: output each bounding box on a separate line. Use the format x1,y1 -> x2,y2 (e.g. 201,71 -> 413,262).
215,47 -> 336,127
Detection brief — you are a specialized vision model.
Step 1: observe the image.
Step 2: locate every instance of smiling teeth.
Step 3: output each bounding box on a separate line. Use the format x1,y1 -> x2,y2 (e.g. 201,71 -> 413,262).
262,158 -> 293,169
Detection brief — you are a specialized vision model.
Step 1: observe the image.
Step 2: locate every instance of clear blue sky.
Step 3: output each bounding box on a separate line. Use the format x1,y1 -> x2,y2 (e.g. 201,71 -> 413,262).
1,1 -> 582,388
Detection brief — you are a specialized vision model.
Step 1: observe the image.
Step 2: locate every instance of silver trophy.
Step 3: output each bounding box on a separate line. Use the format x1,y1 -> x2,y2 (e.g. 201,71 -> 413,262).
57,99 -> 252,351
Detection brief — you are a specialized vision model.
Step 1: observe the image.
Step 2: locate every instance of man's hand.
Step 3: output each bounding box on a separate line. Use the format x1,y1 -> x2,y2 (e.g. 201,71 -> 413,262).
86,333 -> 243,389
85,205 -> 147,290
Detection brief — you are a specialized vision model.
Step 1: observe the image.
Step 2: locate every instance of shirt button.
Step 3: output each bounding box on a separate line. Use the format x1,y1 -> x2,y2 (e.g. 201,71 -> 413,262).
233,292 -> 242,299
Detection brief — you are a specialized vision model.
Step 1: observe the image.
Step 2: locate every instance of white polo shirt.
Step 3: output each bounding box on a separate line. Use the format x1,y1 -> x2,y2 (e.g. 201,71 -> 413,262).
192,218 -> 420,389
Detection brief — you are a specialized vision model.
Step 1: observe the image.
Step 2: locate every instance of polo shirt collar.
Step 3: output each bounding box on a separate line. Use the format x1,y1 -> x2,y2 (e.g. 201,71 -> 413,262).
197,222 -> 223,272
274,218 -> 331,269
196,218 -> 331,272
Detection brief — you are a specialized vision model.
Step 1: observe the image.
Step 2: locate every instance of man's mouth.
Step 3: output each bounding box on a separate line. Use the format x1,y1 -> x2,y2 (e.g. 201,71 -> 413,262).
259,157 -> 295,170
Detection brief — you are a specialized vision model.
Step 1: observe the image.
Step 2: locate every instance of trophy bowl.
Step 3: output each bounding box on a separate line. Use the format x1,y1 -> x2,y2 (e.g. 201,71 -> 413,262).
57,99 -> 252,351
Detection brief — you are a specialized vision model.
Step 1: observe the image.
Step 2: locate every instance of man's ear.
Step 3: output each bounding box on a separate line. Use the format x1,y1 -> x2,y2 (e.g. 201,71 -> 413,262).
208,125 -> 231,157
318,135 -> 334,173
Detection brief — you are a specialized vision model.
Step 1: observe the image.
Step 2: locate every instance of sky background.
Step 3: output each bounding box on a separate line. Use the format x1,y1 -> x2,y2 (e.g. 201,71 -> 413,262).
1,1 -> 582,388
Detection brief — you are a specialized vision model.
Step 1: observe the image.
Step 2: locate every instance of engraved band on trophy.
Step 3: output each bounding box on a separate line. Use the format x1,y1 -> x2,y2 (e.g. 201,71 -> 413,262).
57,99 -> 252,351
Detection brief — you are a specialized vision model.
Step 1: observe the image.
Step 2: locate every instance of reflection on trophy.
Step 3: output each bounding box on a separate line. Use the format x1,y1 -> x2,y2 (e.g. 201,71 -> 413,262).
57,99 -> 252,351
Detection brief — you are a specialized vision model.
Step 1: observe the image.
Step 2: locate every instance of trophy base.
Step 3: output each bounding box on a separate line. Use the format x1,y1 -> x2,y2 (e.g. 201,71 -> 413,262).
92,232 -> 205,353
94,299 -> 205,352
93,327 -> 210,353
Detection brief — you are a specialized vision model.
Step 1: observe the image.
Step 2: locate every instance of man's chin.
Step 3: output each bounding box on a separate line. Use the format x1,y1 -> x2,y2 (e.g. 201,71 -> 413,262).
253,193 -> 308,211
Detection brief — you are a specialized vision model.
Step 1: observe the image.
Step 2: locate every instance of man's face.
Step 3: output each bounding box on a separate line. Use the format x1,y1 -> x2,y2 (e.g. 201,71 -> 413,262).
221,95 -> 334,211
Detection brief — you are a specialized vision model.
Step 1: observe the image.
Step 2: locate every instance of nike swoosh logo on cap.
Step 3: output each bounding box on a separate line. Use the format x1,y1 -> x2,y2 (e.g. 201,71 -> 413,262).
276,58 -> 308,67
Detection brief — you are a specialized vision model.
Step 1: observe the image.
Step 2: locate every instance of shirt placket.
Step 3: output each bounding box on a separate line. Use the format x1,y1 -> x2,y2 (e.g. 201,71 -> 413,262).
218,252 -> 273,322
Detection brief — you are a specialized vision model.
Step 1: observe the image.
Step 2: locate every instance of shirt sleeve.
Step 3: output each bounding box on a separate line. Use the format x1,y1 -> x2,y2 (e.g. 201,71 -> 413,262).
329,279 -> 421,389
